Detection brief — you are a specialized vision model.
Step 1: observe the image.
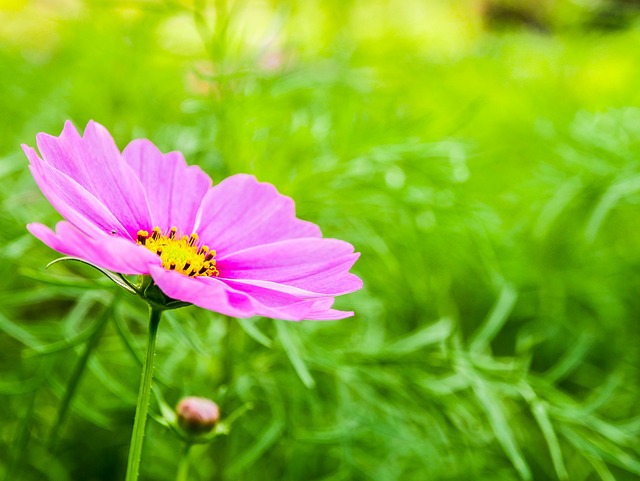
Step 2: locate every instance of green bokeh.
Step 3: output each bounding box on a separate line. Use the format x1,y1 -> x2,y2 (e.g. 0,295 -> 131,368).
2,1 -> 640,480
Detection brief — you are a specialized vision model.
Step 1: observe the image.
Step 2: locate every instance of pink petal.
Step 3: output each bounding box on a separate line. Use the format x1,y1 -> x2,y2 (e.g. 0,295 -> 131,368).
28,221 -> 160,275
35,121 -> 152,238
26,147 -> 127,238
304,309 -> 354,321
150,267 -> 337,321
149,265 -> 256,318
293,297 -> 354,320
220,279 -> 355,321
193,174 -> 321,256
122,140 -> 211,233
218,238 -> 362,296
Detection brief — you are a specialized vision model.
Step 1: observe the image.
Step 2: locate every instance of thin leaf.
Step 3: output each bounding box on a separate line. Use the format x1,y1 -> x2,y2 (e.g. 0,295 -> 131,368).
0,377 -> 43,395
88,356 -> 137,404
19,268 -> 101,289
113,306 -> 144,366
586,173 -> 640,242
4,382 -> 38,481
48,376 -> 112,429
469,283 -> 518,353
25,293 -> 106,357
0,312 -> 41,349
238,318 -> 273,348
26,445 -> 72,481
275,321 -> 315,389
46,257 -> 138,294
164,310 -> 210,356
520,384 -> 568,480
384,317 -> 453,355
24,322 -> 101,357
544,333 -> 594,383
466,367 -> 532,481
227,419 -> 285,476
560,425 -> 640,477
586,455 -> 617,481
534,176 -> 583,240
47,303 -> 113,446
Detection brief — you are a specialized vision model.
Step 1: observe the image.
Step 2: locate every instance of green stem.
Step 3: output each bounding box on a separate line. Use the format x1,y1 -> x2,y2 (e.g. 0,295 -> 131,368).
176,443 -> 192,481
125,307 -> 162,481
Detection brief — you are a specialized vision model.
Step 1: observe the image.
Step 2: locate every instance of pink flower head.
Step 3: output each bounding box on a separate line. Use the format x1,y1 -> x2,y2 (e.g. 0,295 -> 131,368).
24,121 -> 361,320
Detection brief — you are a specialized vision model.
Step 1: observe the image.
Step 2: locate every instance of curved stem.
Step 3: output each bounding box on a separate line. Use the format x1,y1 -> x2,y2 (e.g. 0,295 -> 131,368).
176,443 -> 192,481
125,307 -> 162,481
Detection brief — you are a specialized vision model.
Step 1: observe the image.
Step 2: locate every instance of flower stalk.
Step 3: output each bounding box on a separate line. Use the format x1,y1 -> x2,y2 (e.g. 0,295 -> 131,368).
125,307 -> 162,481
176,443 -> 192,481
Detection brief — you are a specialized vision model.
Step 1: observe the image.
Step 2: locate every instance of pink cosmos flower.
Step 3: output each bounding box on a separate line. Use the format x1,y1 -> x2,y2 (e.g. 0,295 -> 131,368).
24,121 -> 361,321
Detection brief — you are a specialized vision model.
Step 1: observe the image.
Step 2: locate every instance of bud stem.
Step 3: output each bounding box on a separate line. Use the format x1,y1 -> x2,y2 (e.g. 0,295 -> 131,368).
176,443 -> 192,481
125,307 -> 162,481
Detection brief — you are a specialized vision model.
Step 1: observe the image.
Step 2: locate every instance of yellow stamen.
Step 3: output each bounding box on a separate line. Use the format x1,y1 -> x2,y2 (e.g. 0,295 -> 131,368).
136,227 -> 219,278
137,230 -> 148,245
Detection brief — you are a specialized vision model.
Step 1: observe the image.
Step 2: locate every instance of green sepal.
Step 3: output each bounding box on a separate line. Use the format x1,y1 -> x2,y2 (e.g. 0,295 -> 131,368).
140,279 -> 191,311
47,257 -> 138,294
45,262 -> 192,311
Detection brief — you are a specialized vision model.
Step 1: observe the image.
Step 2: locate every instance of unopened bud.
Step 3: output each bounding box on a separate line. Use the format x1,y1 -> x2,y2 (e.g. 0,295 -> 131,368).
176,397 -> 220,435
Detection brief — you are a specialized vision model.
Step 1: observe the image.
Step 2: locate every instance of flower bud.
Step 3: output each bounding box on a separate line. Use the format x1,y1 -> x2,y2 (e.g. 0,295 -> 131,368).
176,397 -> 220,435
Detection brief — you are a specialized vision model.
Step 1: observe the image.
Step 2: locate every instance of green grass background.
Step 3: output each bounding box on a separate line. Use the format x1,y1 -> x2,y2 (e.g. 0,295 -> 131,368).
2,0 -> 640,479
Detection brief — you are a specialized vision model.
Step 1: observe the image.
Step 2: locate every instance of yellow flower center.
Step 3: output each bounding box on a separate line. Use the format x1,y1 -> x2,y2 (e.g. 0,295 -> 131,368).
137,226 -> 219,277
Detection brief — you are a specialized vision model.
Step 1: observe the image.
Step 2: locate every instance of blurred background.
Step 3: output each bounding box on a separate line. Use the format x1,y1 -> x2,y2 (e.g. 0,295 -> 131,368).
2,0 -> 640,479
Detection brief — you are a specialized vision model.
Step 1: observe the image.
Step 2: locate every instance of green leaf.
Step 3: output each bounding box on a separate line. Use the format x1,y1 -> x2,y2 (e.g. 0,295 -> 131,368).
238,318 -> 273,348
469,283 -> 518,353
463,362 -> 532,481
46,257 -> 138,294
0,311 -> 40,349
544,333 -> 594,384
227,418 -> 285,476
520,384 -> 568,480
275,321 -> 315,389
164,310 -> 211,356
384,316 -> 453,355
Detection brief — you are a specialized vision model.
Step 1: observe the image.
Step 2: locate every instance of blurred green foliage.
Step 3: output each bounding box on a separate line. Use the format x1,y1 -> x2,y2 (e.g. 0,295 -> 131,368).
2,0 -> 640,480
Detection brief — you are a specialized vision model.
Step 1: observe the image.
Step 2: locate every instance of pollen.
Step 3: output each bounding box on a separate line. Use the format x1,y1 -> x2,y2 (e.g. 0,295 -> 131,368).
137,226 -> 219,277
